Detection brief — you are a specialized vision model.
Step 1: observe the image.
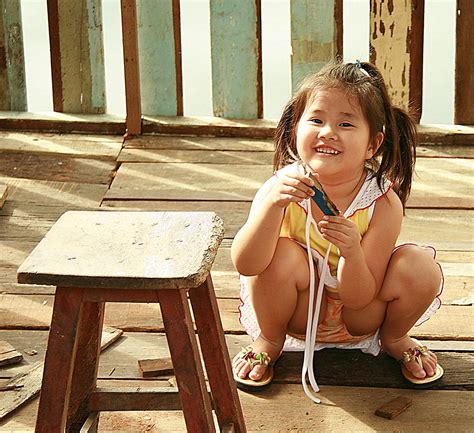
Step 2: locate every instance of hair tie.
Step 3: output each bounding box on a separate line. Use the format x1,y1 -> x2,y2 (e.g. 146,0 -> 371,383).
355,60 -> 371,78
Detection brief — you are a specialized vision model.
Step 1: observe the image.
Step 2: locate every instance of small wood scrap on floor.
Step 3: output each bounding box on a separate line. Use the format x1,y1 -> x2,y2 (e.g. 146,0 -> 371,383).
0,327 -> 123,421
138,357 -> 174,378
0,183 -> 8,209
0,341 -> 23,367
375,396 -> 413,419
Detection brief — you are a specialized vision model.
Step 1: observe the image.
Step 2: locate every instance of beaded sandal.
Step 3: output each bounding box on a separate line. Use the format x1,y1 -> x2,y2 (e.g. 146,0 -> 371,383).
233,346 -> 274,390
398,339 -> 444,386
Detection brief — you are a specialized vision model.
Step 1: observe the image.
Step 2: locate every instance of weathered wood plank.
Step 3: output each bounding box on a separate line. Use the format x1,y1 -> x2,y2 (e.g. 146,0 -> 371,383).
290,0 -> 339,91
117,149 -> 273,164
0,112 -> 125,134
137,0 -> 182,116
0,183 -> 7,209
0,132 -> 122,160
0,340 -> 23,366
118,146 -> 474,163
47,0 -> 106,113
121,0 -> 142,135
1,331 -> 473,382
455,0 -> 474,124
2,383 -> 473,432
102,200 -> 473,250
0,153 -> 115,184
123,135 -> 274,151
370,0 -> 424,121
1,292 -> 471,340
0,178 -> 107,207
107,158 -> 473,205
209,0 -> 262,118
0,112 -> 473,144
0,0 -> 26,111
17,211 -> 223,290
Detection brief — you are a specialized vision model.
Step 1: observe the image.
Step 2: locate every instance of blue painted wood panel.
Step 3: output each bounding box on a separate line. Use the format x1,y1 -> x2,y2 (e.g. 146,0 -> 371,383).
210,0 -> 261,119
137,0 -> 179,116
0,0 -> 26,111
290,0 -> 338,92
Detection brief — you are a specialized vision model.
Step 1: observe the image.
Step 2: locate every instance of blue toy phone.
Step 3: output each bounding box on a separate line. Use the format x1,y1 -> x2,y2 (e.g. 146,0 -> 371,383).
309,175 -> 340,216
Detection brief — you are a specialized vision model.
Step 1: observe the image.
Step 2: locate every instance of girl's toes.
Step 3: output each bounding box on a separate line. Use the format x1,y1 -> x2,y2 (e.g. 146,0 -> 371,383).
409,362 -> 426,379
237,362 -> 250,379
248,364 -> 266,381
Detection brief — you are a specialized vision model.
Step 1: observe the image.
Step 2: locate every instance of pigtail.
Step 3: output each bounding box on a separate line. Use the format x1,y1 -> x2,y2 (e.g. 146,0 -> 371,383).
383,107 -> 417,207
274,99 -> 296,170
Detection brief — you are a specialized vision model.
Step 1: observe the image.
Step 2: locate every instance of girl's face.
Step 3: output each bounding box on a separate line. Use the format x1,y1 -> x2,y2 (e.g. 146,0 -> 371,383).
295,87 -> 383,180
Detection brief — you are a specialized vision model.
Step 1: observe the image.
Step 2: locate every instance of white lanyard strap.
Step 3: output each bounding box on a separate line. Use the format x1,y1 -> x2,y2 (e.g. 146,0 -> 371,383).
301,198 -> 332,404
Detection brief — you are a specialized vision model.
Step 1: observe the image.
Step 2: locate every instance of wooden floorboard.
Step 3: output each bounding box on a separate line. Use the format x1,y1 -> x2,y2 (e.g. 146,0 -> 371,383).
1,379 -> 473,432
0,132 -> 123,160
0,132 -> 472,431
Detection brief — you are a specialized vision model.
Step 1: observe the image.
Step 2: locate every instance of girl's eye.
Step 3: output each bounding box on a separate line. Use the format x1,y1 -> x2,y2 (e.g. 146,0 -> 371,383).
310,118 -> 322,124
339,122 -> 354,127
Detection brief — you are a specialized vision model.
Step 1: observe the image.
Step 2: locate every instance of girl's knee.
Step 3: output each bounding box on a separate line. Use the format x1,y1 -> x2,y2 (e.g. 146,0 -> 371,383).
253,237 -> 309,288
391,246 -> 441,298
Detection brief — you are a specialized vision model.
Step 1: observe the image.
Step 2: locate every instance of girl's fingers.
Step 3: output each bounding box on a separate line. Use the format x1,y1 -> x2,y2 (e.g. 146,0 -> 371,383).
320,228 -> 347,243
280,176 -> 314,197
281,186 -> 309,199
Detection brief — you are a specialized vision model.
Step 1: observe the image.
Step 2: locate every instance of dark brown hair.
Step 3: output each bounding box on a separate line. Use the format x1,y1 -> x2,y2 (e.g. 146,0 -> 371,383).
274,60 -> 417,208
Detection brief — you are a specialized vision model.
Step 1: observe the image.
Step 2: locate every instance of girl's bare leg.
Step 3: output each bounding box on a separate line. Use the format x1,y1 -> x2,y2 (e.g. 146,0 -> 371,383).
233,237 -> 326,381
343,245 -> 442,378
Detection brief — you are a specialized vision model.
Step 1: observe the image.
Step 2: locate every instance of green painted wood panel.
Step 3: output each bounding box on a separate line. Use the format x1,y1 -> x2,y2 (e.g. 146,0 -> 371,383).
210,0 -> 262,119
0,0 -> 26,111
290,0 -> 338,92
136,0 -> 180,116
49,0 -> 106,113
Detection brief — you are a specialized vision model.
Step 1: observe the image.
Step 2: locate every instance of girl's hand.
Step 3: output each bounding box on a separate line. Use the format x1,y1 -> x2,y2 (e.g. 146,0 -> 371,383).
267,170 -> 315,208
318,215 -> 362,259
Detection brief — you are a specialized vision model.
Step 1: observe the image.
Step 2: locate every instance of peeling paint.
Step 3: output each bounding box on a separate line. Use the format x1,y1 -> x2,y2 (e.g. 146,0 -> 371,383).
370,0 -> 416,109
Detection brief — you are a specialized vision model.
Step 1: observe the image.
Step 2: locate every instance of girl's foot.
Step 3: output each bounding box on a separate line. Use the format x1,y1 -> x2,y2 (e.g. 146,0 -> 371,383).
232,334 -> 284,381
382,335 -> 439,379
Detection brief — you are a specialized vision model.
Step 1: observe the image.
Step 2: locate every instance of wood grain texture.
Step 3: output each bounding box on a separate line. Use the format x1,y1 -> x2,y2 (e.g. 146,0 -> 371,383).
121,0 -> 142,134
137,0 -> 181,116
17,211 -> 224,290
3,383 -> 473,431
47,0 -> 106,114
455,0 -> 474,124
370,0 -> 424,121
157,289 -> 215,432
35,287 -> 84,432
210,0 -> 262,118
0,0 -> 26,111
189,276 -> 246,432
0,131 -> 122,160
290,0 -> 339,91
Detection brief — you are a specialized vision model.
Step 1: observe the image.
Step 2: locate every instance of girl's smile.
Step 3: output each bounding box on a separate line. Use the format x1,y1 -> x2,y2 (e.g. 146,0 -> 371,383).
295,88 -> 382,181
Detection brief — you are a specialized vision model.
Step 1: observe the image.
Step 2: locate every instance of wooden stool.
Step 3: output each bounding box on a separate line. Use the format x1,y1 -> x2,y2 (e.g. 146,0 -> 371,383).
18,211 -> 246,433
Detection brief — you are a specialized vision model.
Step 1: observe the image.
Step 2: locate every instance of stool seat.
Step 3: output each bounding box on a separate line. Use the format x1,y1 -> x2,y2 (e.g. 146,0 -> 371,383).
18,210 -> 223,290
18,210 -> 246,433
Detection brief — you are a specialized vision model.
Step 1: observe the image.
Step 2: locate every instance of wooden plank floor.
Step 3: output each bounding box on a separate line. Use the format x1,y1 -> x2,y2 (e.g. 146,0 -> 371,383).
0,131 -> 472,431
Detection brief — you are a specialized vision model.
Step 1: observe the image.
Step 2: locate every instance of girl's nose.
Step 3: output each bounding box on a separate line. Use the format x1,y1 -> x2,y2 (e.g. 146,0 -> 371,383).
318,124 -> 337,140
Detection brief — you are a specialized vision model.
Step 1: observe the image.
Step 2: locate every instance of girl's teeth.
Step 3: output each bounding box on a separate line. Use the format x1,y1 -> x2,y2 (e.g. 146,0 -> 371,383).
316,148 -> 339,155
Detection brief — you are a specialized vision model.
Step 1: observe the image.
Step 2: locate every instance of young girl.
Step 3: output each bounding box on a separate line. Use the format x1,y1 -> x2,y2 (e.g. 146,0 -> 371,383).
231,60 -> 444,400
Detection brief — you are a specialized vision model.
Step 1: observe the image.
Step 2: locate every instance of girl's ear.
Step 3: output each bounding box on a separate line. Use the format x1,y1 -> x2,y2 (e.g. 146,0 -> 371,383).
366,132 -> 384,159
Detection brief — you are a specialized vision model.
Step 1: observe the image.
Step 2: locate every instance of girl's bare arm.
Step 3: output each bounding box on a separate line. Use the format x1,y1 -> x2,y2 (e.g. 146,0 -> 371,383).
231,169 -> 314,276
319,189 -> 403,309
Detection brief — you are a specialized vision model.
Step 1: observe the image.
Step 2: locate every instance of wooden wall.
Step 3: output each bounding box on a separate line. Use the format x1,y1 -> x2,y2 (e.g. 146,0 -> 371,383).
0,0 -> 473,131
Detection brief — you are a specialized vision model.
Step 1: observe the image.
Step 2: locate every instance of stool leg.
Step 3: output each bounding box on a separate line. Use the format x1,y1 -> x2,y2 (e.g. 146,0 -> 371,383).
157,289 -> 216,433
189,275 -> 246,433
66,300 -> 105,432
35,287 -> 84,433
